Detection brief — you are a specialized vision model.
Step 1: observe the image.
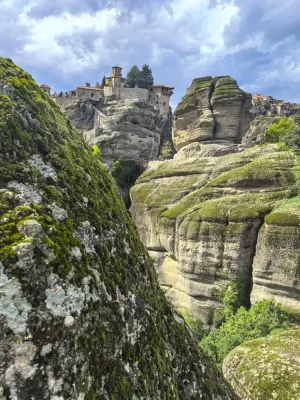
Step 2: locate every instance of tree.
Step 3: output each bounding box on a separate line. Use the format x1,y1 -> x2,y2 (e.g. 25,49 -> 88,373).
95,81 -> 101,88
265,116 -> 296,143
124,65 -> 140,88
138,64 -> 154,89
159,141 -> 172,160
101,76 -> 106,88
200,299 -> 290,368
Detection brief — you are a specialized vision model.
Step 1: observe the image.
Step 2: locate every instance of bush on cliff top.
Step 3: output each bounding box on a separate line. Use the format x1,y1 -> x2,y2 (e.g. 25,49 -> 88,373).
265,115 -> 300,149
200,299 -> 290,369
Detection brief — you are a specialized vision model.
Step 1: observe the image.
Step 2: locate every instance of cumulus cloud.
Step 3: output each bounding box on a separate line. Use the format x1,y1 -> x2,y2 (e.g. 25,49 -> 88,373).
1,0 -> 300,105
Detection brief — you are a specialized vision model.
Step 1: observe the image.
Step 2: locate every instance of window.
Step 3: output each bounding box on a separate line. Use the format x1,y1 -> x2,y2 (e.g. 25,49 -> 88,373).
150,88 -> 153,91
157,95 -> 159,98
91,93 -> 94,98
163,102 -> 166,105
156,101 -> 158,104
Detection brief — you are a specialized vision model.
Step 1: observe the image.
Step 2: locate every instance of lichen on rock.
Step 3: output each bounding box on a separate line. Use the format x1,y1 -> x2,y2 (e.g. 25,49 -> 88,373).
0,58 -> 236,398
223,329 -> 300,400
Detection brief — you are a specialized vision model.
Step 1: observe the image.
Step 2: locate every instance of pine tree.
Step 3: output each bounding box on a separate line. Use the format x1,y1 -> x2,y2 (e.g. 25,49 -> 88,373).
101,76 -> 106,88
124,65 -> 140,88
95,82 -> 101,88
139,64 -> 154,89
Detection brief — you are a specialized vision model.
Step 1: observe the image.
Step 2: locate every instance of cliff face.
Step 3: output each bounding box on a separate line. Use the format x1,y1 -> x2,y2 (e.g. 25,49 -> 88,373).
223,330 -> 300,399
173,76 -> 252,151
0,58 -> 236,399
66,98 -> 172,205
130,76 -> 300,325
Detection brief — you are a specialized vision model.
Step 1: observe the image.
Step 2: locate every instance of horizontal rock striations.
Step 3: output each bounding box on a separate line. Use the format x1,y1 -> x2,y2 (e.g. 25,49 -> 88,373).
131,144 -> 300,323
173,76 -> 252,151
0,58 -> 236,399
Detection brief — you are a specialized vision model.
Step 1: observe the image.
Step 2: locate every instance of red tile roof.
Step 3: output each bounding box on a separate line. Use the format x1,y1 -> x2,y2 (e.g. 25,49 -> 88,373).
40,84 -> 51,89
77,86 -> 103,91
152,84 -> 174,89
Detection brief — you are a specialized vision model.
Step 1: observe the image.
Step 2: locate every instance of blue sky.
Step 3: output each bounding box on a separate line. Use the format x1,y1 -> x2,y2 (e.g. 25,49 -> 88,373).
1,0 -> 300,108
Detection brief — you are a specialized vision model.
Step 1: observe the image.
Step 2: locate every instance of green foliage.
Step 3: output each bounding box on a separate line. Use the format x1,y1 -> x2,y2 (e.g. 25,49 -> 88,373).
214,279 -> 248,322
178,308 -> 206,341
95,81 -> 101,88
124,65 -> 154,89
111,160 -> 120,172
159,141 -> 172,160
102,76 -> 106,87
265,116 -> 296,143
138,64 -> 154,89
200,299 -> 290,368
92,145 -> 101,161
124,65 -> 141,88
283,126 -> 300,149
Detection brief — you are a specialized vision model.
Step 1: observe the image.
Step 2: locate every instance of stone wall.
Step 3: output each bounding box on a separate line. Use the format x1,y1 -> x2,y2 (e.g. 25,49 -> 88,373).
52,96 -> 76,111
104,86 -> 149,101
149,87 -> 171,118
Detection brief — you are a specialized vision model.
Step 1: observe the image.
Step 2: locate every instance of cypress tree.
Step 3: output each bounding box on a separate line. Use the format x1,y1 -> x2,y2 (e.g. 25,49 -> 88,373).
124,65 -> 140,88
101,76 -> 106,87
139,64 -> 154,89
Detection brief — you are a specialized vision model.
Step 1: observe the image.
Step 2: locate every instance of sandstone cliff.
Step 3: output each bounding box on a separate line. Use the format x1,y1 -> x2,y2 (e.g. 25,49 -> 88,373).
223,329 -> 300,399
0,58 -> 237,399
66,98 -> 172,205
130,76 -> 300,325
173,76 -> 252,151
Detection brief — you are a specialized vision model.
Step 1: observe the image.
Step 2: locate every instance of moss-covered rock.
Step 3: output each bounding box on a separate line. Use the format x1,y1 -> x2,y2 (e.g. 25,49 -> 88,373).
0,58 -> 236,399
173,75 -> 253,151
223,329 -> 300,399
130,143 -> 300,324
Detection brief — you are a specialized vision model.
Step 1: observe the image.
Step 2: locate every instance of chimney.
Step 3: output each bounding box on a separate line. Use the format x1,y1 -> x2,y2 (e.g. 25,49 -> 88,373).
86,82 -> 91,87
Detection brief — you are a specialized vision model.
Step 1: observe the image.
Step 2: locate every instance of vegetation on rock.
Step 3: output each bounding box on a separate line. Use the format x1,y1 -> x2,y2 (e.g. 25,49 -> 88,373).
223,329 -> 300,399
124,64 -> 154,89
0,57 -> 236,399
200,299 -> 291,368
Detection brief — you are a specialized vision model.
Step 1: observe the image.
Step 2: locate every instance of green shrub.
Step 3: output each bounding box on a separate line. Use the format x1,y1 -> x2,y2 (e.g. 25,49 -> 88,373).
159,141 -> 172,160
213,278 -> 248,323
265,116 -> 296,143
178,308 -> 206,341
200,299 -> 290,368
92,145 -> 101,161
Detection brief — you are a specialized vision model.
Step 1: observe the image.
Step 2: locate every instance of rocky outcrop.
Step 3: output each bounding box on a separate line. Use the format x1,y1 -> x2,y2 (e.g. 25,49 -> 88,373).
242,116 -> 276,147
223,330 -> 300,399
64,98 -> 102,132
130,77 -> 300,324
0,58 -> 237,399
84,99 -> 165,166
173,76 -> 252,151
131,144 -> 300,324
67,98 -> 172,205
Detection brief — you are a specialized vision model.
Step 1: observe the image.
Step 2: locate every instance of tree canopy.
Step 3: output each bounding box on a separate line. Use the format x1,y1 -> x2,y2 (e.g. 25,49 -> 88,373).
124,65 -> 141,88
125,64 -> 154,89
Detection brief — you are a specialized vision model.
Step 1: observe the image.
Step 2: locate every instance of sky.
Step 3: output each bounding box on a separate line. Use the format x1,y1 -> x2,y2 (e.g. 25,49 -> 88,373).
1,0 -> 300,108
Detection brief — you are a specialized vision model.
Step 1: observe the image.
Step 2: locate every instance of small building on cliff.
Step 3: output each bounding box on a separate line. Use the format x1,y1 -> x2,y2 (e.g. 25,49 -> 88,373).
49,65 -> 174,117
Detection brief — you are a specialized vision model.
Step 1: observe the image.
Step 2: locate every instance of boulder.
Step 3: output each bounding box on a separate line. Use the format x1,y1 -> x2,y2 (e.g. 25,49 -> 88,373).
223,330 -> 300,399
0,57 -> 236,399
242,116 -> 276,147
173,76 -> 252,151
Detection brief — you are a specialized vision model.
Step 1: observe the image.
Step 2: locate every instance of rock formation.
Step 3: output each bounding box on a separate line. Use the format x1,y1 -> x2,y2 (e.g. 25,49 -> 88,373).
242,116 -> 275,147
173,76 -> 252,151
223,330 -> 300,399
130,76 -> 300,325
65,98 -> 172,205
0,58 -> 237,399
